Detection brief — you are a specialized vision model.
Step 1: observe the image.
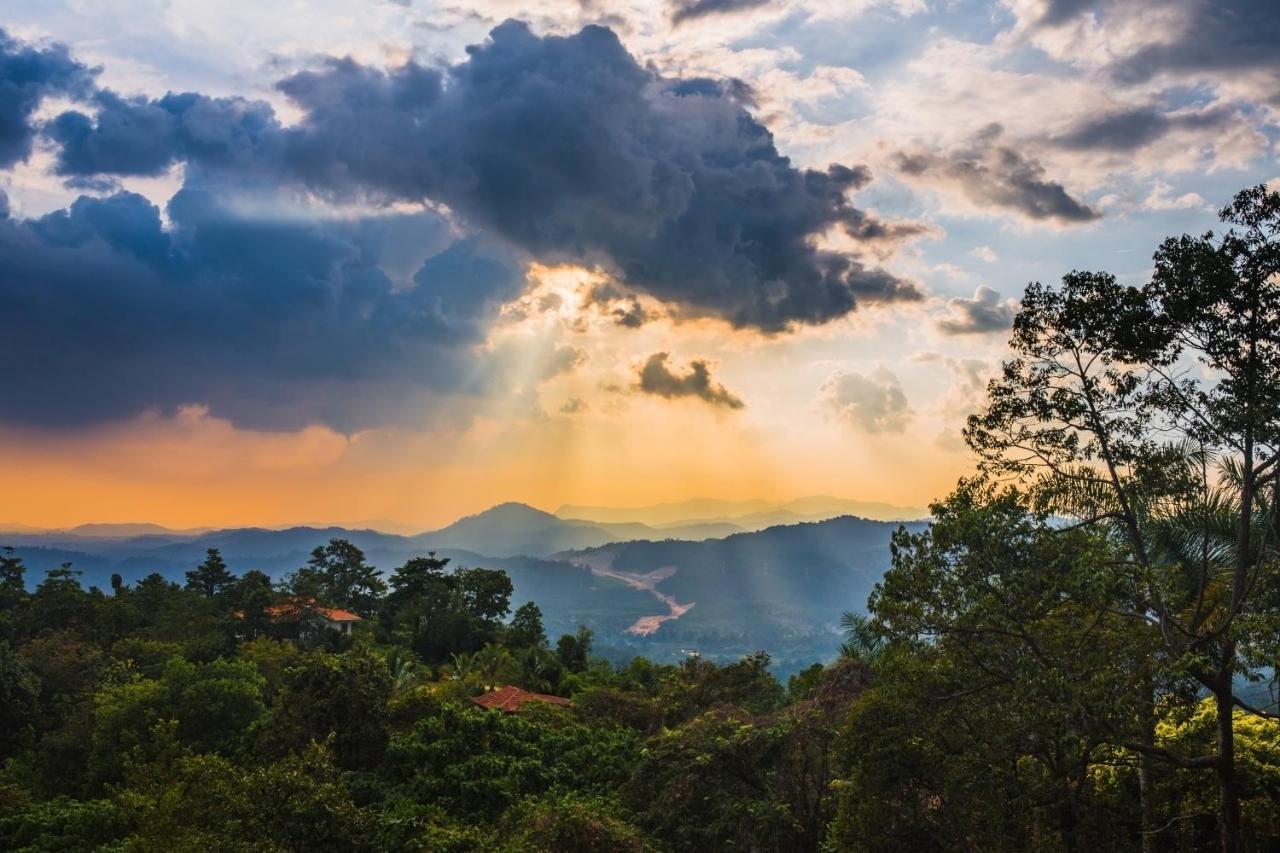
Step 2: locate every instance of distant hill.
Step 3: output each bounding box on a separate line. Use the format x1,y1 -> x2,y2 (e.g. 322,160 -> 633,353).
2,507 -> 926,669
556,496 -> 928,527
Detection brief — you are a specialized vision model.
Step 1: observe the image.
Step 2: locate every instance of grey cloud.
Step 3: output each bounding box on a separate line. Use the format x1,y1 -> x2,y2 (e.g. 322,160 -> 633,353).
47,21 -> 923,332
0,190 -> 524,431
937,286 -> 1016,335
1036,0 -> 1099,26
670,0 -> 772,25
0,28 -> 94,168
1113,0 -> 1280,85
1026,0 -> 1280,87
584,282 -> 657,328
637,352 -> 744,409
1052,104 -> 1238,153
818,369 -> 912,433
893,124 -> 1099,224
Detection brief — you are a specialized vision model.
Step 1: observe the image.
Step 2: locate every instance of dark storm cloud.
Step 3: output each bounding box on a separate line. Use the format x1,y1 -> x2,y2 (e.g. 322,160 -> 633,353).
893,124 -> 1099,224
1052,104 -> 1237,153
669,0 -> 772,26
0,28 -> 94,168
637,352 -> 744,409
937,286 -> 1016,335
49,90 -> 280,179
0,190 -> 524,431
46,21 -> 922,332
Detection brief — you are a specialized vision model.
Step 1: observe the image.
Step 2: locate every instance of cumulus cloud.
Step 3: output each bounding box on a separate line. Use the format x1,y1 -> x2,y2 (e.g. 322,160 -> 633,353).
937,286 -> 1017,335
637,352 -> 745,409
0,28 -> 94,168
670,0 -> 772,25
818,368 -> 912,433
970,245 -> 998,263
47,21 -> 923,332
893,124 -> 1099,224
1144,180 -> 1210,212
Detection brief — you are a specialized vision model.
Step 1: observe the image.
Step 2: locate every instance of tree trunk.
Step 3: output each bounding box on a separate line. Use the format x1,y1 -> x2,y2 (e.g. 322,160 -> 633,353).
1215,678 -> 1240,853
1137,672 -> 1159,853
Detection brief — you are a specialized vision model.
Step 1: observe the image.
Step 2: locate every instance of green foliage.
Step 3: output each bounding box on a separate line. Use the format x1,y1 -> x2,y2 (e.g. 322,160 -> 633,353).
385,701 -> 640,821
296,538 -> 387,617
499,792 -> 652,852
0,642 -> 40,759
258,647 -> 392,770
184,548 -> 235,599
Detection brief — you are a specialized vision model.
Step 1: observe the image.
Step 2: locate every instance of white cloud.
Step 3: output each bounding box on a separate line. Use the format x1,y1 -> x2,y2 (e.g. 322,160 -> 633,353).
818,367 -> 913,433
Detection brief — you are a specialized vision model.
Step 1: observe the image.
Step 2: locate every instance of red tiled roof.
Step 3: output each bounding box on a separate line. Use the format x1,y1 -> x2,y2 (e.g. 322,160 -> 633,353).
471,685 -> 572,712
235,596 -> 361,622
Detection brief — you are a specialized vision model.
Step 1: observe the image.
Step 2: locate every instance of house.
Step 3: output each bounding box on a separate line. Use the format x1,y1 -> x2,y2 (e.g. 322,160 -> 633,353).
235,596 -> 362,637
470,685 -> 572,713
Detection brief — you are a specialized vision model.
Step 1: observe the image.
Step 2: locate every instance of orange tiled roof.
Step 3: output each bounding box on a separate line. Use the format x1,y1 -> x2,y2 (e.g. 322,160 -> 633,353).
471,685 -> 572,712
234,596 -> 361,622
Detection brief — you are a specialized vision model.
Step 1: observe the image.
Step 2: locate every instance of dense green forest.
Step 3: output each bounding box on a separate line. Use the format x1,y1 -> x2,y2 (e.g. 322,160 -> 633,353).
3,185 -> 1280,852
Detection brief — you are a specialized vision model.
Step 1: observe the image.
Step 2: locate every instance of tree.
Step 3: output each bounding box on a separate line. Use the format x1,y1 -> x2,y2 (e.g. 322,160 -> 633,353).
230,570 -> 275,640
185,548 -> 235,599
0,641 -> 40,759
507,602 -> 547,649
862,482 -> 1148,851
262,648 -> 392,770
964,185 -> 1280,852
556,626 -> 593,675
302,539 -> 386,617
456,567 -> 513,622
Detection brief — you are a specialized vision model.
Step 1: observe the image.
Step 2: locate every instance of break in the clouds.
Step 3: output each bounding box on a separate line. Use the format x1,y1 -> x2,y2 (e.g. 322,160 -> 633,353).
637,353 -> 745,410
818,369 -> 912,434
0,20 -> 933,432
937,286 -> 1017,336
893,124 -> 1099,224
44,21 -> 923,332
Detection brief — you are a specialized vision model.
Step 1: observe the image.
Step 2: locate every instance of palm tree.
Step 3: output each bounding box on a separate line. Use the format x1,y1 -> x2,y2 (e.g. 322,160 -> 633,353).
839,611 -> 885,663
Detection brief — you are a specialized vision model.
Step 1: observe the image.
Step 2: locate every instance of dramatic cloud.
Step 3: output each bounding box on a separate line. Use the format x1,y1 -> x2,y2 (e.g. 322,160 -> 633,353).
637,353 -> 745,409
0,190 -> 524,431
1018,0 -> 1280,90
893,124 -> 1100,224
583,282 -> 658,328
818,368 -> 912,433
937,286 -> 1017,335
47,21 -> 923,331
670,0 -> 772,26
49,90 -> 279,179
1111,1 -> 1279,86
0,28 -> 93,168
1052,105 -> 1238,153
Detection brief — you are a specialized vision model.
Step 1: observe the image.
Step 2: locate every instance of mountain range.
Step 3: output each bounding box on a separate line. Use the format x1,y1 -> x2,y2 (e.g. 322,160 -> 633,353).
2,499 -> 930,672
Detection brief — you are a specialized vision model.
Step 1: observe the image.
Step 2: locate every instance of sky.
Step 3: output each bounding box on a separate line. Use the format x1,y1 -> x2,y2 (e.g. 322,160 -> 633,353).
0,0 -> 1277,530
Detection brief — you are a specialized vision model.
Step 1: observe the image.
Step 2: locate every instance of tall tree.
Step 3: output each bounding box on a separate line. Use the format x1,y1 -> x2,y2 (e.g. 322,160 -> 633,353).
966,185 -> 1280,852
185,548 -> 234,599
507,601 -> 547,649
303,539 -> 386,617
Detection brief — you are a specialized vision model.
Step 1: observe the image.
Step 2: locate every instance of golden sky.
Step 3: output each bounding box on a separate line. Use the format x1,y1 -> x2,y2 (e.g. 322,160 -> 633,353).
1,263 -> 985,530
